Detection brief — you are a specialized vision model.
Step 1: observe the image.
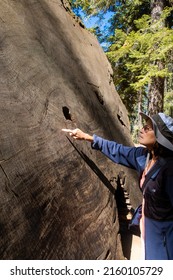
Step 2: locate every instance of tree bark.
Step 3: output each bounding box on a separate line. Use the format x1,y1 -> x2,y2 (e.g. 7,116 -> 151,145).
0,0 -> 141,259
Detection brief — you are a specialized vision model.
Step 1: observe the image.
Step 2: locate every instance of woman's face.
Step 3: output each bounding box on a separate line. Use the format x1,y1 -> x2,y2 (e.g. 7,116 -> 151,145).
138,119 -> 156,149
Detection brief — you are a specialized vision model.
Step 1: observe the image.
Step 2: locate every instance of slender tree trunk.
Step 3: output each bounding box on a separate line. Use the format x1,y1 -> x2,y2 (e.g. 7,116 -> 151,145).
148,0 -> 165,115
138,89 -> 143,128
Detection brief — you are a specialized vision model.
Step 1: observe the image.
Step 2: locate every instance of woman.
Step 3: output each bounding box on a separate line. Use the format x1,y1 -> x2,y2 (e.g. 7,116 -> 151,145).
62,112 -> 173,260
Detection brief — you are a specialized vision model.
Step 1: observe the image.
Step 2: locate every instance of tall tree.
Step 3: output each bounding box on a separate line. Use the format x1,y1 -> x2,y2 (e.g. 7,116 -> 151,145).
148,0 -> 167,115
107,7 -> 173,117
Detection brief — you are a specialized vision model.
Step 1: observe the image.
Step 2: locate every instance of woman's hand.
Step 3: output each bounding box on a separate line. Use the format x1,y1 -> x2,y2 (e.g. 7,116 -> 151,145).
62,128 -> 93,142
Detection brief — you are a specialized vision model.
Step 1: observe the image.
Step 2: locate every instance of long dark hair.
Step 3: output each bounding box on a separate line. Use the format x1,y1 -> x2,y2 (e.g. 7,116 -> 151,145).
153,142 -> 173,158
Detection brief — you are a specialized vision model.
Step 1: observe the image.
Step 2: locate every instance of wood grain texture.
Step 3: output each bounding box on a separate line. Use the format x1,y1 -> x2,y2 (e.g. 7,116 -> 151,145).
0,0 -> 142,259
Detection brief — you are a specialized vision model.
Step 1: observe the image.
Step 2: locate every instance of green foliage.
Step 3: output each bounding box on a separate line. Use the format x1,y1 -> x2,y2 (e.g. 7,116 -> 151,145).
107,7 -> 173,112
164,91 -> 173,117
70,0 -> 113,15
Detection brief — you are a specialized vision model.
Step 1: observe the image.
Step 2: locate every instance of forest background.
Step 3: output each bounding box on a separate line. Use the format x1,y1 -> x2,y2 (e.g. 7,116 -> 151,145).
69,0 -> 173,141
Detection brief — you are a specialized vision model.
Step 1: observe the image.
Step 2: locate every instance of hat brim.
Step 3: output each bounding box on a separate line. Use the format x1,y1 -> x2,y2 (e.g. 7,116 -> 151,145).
139,112 -> 152,122
139,112 -> 155,131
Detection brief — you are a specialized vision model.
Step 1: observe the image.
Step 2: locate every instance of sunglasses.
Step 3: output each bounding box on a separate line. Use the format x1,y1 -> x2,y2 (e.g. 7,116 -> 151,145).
142,125 -> 153,133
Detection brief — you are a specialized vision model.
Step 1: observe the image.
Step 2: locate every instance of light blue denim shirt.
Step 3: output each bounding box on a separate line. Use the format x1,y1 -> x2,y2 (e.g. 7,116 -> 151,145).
92,134 -> 147,173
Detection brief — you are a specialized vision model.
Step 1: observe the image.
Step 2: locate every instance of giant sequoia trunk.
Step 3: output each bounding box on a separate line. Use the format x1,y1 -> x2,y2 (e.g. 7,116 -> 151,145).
0,0 -> 141,259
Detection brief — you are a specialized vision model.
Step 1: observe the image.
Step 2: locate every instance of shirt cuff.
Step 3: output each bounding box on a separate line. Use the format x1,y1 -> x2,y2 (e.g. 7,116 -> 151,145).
91,134 -> 103,150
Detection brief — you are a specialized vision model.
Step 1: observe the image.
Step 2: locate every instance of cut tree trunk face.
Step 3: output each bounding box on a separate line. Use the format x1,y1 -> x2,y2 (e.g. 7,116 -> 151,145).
0,0 -> 141,259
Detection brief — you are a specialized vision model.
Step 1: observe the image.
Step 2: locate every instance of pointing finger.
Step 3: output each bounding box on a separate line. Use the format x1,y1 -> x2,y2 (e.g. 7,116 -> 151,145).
62,129 -> 73,133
